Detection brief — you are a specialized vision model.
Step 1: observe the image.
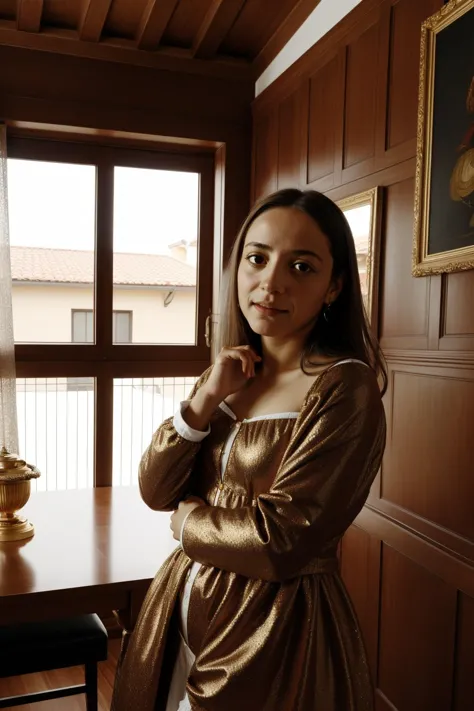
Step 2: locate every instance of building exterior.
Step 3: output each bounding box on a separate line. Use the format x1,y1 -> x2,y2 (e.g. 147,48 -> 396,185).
10,245 -> 197,344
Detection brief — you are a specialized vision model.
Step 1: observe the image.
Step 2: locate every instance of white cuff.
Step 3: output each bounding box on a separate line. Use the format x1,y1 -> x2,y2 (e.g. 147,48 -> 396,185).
173,401 -> 210,442
180,510 -> 194,550
177,693 -> 192,711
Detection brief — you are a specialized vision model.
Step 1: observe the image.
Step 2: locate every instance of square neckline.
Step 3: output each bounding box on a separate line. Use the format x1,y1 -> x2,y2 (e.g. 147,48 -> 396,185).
220,359 -> 369,424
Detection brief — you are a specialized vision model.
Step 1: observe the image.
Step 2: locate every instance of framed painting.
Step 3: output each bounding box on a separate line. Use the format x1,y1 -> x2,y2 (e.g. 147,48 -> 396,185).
413,0 -> 474,276
337,187 -> 383,330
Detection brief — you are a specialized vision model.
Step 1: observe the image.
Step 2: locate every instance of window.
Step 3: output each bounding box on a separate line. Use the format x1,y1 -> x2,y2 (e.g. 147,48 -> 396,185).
113,311 -> 132,344
9,136 -> 216,488
71,310 -> 133,344
72,310 -> 94,343
7,158 -> 96,344
113,167 -> 198,345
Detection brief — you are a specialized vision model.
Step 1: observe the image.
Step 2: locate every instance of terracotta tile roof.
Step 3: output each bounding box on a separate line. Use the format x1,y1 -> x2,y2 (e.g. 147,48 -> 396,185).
10,246 -> 196,287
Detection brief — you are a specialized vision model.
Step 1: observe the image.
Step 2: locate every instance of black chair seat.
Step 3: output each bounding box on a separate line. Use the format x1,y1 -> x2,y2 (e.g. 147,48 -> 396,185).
0,614 -> 108,678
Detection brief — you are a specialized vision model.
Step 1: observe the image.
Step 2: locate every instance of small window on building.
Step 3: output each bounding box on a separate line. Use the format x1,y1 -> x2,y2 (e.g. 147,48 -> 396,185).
71,309 -> 132,343
113,311 -> 132,344
72,310 -> 93,343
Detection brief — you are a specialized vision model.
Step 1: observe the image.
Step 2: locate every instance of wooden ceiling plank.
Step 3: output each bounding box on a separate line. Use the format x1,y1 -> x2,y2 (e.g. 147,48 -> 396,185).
80,0 -> 113,43
193,0 -> 245,60
17,0 -> 44,33
136,0 -> 181,51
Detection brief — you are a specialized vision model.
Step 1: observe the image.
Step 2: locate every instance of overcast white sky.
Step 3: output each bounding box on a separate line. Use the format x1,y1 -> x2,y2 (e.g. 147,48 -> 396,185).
6,159 -> 199,255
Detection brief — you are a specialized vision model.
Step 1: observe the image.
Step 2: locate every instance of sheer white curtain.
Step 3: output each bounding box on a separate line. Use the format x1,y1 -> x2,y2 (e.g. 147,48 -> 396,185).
0,123 -> 19,454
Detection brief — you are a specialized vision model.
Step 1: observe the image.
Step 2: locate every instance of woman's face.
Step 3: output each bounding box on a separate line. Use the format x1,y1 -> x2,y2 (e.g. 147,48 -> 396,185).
237,207 -> 341,341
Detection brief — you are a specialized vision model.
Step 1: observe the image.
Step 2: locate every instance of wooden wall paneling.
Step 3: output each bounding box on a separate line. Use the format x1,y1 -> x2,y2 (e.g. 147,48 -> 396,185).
0,46 -> 254,138
439,271 -> 474,352
251,0 -> 383,119
304,49 -> 344,192
340,525 -> 381,679
341,8 -> 383,184
253,109 -> 278,201
453,593 -> 474,710
276,86 -> 303,190
380,349 -> 474,369
427,274 -> 443,350
370,357 -> 474,566
377,544 -> 457,711
381,364 -> 474,544
213,143 -> 226,304
222,125 -> 252,257
325,156 -> 415,203
298,76 -> 310,189
374,0 -> 443,171
250,112 -> 258,203
379,178 -> 431,349
356,505 -> 474,600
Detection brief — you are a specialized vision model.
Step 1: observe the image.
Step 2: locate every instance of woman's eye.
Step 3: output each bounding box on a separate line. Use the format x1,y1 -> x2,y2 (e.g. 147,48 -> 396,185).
293,261 -> 313,273
247,254 -> 265,266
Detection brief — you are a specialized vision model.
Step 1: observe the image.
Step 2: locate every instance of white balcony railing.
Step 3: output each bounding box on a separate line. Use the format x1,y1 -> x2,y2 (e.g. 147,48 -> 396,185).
16,376 -> 197,491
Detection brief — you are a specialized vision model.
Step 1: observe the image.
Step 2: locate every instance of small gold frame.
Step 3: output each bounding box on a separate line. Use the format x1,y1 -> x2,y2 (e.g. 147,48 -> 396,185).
337,187 -> 383,331
413,0 -> 474,277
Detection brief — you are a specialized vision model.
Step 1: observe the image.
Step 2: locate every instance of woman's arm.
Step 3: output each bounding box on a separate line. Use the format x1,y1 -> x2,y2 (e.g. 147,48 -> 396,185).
138,368 -> 215,511
181,365 -> 386,581
141,346 -> 262,513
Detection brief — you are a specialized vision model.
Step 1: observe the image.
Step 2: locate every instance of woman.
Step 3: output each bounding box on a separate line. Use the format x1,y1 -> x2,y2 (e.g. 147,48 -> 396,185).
112,189 -> 387,711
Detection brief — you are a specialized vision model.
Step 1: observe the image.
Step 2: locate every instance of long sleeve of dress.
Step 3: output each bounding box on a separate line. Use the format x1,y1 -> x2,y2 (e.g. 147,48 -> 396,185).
139,368 -> 212,511
181,364 -> 386,581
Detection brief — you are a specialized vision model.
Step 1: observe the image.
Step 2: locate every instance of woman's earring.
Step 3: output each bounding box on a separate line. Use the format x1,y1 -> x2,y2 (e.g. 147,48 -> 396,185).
323,302 -> 331,322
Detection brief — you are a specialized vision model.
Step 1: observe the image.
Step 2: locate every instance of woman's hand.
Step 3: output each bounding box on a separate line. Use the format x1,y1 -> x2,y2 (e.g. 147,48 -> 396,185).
203,346 -> 261,402
170,498 -> 206,541
182,346 -> 261,432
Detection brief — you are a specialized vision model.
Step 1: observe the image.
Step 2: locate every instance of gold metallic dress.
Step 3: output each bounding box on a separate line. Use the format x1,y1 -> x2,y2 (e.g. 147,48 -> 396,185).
111,361 -> 386,711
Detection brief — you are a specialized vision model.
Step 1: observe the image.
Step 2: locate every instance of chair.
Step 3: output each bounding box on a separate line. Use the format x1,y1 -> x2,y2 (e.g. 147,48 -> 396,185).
0,614 -> 108,710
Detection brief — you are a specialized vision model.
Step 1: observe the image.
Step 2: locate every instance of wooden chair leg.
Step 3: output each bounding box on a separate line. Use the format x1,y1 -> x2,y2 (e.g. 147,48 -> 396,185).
85,662 -> 98,711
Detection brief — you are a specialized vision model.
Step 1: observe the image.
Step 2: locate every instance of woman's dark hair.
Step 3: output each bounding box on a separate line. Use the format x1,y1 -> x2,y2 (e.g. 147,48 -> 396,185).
216,188 -> 387,395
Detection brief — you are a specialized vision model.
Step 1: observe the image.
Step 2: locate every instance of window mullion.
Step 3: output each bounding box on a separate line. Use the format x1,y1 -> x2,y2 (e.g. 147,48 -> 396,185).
94,164 -> 114,486
94,371 -> 113,487
95,162 -> 114,351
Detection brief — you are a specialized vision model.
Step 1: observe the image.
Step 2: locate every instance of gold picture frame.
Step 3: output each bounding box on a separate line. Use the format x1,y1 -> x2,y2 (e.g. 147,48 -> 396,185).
337,187 -> 383,330
413,0 -> 474,277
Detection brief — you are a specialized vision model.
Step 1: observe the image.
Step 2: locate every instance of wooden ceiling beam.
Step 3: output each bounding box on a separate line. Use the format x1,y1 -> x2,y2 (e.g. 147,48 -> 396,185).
0,21 -> 253,82
80,0 -> 113,43
136,0 -> 180,51
17,0 -> 44,33
193,0 -> 245,59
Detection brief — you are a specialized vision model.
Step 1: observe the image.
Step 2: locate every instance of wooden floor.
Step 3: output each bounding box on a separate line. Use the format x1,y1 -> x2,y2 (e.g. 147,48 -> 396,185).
0,639 -> 121,710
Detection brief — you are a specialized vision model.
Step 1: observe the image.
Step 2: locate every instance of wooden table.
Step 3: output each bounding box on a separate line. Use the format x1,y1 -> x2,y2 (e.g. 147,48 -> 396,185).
0,487 -> 177,636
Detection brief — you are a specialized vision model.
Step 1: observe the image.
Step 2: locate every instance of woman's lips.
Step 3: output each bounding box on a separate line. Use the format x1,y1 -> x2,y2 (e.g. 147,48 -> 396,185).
253,303 -> 286,316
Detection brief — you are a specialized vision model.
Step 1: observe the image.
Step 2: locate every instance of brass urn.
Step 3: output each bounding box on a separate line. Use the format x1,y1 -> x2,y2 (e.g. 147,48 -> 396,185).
0,446 -> 40,542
